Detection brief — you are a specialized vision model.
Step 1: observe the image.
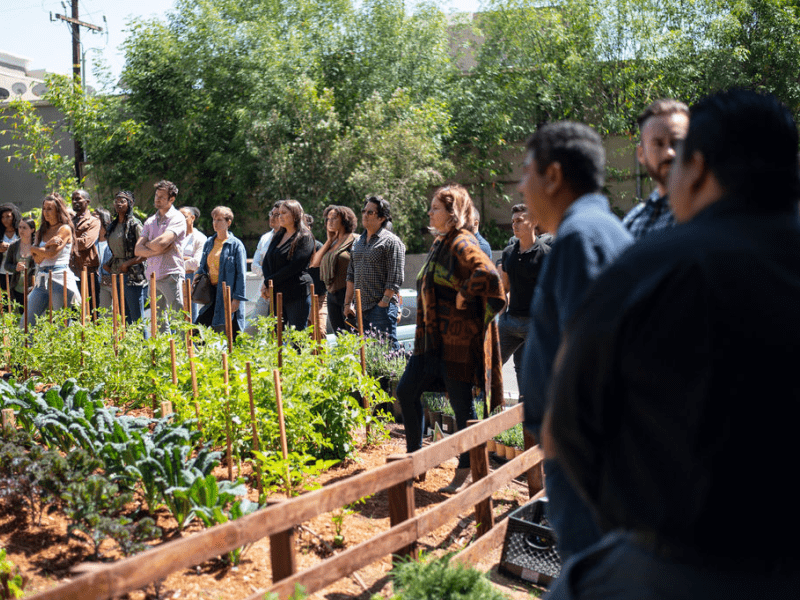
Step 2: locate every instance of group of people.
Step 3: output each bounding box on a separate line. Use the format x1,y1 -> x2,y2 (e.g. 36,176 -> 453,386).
3,86 -> 797,598
507,90 -> 800,599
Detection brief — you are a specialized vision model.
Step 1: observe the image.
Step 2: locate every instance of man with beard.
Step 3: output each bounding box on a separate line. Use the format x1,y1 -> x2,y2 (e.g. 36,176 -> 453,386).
623,99 -> 689,240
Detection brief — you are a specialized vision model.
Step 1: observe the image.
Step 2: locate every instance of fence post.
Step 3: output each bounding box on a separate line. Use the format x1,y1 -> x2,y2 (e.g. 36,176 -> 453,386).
523,428 -> 543,497
386,454 -> 417,563
1,409 -> 15,430
467,419 -> 494,537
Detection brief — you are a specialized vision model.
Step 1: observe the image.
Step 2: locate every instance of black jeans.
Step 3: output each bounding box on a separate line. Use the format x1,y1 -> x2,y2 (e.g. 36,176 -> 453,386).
194,286 -> 241,341
327,288 -> 353,333
396,354 -> 475,468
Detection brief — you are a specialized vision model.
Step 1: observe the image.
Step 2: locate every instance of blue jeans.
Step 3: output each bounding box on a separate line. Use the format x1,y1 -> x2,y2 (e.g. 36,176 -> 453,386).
122,278 -> 147,324
396,354 -> 475,468
363,303 -> 399,349
543,458 -> 602,561
498,312 -> 529,394
25,269 -> 79,327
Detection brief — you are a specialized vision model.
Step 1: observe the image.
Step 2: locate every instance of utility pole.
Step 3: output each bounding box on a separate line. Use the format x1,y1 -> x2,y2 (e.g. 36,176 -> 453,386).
53,3 -> 103,180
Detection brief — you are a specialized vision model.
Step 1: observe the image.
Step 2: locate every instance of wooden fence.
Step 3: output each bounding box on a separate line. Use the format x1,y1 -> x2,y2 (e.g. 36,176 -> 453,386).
28,403 -> 543,600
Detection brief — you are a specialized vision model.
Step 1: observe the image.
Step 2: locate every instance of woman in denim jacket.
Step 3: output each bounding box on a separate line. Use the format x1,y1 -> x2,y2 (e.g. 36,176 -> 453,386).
194,206 -> 247,340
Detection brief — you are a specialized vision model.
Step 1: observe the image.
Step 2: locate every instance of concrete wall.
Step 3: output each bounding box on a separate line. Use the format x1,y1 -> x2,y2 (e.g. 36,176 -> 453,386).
0,104 -> 73,213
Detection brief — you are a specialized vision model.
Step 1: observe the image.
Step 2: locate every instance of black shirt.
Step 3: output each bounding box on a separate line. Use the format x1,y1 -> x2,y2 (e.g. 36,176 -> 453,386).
262,229 -> 314,301
501,237 -> 550,316
549,199 -> 800,568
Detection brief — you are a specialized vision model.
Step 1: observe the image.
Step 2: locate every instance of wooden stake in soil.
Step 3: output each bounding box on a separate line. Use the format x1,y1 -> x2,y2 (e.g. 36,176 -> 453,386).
169,338 -> 178,385
48,271 -> 53,323
150,272 -> 158,339
4,273 -> 9,312
1,409 -> 15,430
89,270 -> 97,322
245,362 -> 264,497
118,272 -> 126,332
80,268 -> 87,325
62,270 -> 68,318
23,267 -> 28,336
273,369 -> 291,497
224,282 -> 233,352
276,292 -> 284,369
183,277 -> 191,317
355,289 -> 370,438
268,279 -> 274,317
187,342 -> 201,433
223,352 -> 233,481
110,274 -> 119,356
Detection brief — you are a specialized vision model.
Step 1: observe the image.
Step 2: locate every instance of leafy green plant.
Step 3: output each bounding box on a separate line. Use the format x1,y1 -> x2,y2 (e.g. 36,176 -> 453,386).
0,548 -> 28,600
331,494 -> 371,548
61,474 -> 134,557
194,475 -> 261,564
249,450 -> 338,499
100,516 -> 162,558
390,553 -> 511,600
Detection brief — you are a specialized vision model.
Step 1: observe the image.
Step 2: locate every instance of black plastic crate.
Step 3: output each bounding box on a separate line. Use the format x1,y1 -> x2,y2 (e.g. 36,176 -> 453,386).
499,498 -> 561,587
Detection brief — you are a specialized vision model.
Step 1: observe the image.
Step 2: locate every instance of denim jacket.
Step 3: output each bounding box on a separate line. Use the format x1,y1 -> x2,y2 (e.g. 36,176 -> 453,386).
196,232 -> 247,330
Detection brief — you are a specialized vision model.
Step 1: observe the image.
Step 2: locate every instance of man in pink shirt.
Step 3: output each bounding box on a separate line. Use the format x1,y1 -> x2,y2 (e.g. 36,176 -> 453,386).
135,180 -> 187,328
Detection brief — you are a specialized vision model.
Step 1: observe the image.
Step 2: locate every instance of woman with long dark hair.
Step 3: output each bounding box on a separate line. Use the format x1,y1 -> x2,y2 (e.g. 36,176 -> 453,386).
2,216 -> 35,310
26,194 -> 80,326
309,205 -> 358,333
103,191 -> 147,323
397,184 -> 506,493
260,199 -> 315,330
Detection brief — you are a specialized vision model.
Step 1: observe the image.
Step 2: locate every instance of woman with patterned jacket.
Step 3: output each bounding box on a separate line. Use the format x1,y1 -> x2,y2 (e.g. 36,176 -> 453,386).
397,184 -> 506,494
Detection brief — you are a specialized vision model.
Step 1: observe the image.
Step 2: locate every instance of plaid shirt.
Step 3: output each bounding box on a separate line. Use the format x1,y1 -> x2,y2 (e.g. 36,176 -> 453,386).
623,189 -> 676,241
347,227 -> 405,311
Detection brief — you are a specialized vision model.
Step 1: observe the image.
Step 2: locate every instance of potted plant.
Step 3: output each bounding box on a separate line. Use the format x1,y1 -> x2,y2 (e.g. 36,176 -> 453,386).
364,332 -> 410,420
440,402 -> 456,434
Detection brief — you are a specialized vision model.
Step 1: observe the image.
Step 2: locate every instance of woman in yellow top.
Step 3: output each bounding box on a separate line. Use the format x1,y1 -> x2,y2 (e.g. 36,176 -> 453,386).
194,206 -> 247,339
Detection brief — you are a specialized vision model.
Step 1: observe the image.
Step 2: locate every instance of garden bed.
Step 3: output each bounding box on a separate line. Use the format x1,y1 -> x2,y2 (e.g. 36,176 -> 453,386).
1,422 -> 536,600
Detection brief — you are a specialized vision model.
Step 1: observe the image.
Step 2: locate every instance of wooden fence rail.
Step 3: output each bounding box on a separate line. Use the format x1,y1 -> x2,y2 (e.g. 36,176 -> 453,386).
28,404 -> 542,600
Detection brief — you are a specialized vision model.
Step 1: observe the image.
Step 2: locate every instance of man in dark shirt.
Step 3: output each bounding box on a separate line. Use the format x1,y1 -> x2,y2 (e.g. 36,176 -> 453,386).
498,204 -> 550,394
519,122 -> 633,560
544,89 -> 800,599
623,99 -> 689,240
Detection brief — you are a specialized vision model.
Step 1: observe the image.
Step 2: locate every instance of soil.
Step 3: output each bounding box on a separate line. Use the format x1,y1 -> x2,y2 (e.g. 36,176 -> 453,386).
0,422 -> 544,600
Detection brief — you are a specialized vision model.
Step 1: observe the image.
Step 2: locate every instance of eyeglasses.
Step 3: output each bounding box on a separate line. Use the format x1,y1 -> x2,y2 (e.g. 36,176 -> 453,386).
362,209 -> 377,216
325,216 -> 340,222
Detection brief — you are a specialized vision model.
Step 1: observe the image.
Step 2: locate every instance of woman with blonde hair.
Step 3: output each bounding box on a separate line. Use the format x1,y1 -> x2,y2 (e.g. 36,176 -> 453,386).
260,199 -> 315,330
194,206 -> 247,339
397,184 -> 506,493
26,193 -> 81,326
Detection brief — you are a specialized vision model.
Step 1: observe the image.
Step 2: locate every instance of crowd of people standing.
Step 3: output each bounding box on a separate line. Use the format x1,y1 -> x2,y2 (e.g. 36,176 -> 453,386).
3,87 -> 798,599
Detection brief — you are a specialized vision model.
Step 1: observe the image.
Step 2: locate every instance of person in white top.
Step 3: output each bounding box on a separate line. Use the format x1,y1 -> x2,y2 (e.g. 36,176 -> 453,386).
26,193 -> 81,327
180,206 -> 207,321
244,202 -> 281,336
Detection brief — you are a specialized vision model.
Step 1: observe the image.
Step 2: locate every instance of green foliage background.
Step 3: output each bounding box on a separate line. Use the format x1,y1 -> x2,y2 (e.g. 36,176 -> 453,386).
3,0 -> 800,250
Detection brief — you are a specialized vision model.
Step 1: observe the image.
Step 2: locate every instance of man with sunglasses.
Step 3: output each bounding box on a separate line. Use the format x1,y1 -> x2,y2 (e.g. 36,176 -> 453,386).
345,196 -> 405,348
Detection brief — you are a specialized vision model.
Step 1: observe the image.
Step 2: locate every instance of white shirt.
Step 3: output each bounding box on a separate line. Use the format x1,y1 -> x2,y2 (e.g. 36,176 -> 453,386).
250,230 -> 275,278
182,229 -> 208,273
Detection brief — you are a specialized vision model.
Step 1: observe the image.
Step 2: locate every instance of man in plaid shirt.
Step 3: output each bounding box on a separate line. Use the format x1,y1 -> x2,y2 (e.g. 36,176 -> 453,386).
345,196 -> 405,349
623,99 -> 689,240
